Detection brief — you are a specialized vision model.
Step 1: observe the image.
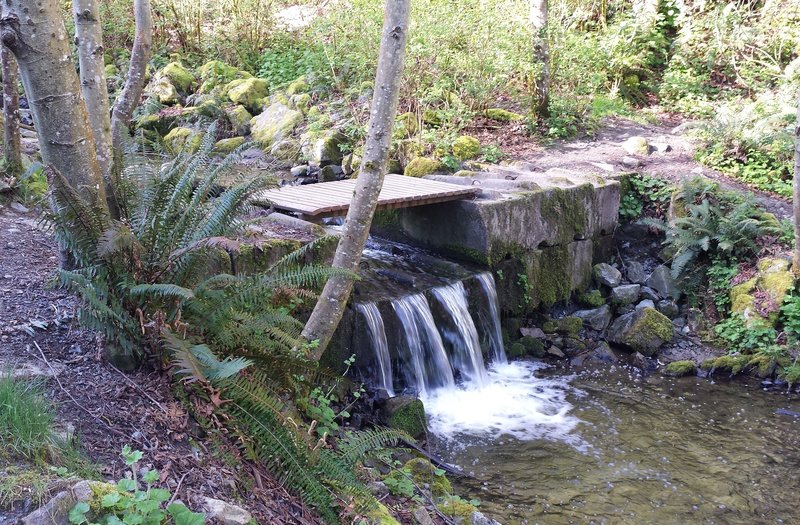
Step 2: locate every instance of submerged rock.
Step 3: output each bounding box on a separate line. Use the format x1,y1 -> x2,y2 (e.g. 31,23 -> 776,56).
607,307 -> 674,356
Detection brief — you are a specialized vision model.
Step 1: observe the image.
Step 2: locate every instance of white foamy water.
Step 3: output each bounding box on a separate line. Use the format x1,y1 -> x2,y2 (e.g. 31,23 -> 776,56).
423,361 -> 586,447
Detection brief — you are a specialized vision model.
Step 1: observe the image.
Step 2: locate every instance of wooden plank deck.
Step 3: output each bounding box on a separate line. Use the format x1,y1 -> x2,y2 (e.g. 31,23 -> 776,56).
255,174 -> 480,218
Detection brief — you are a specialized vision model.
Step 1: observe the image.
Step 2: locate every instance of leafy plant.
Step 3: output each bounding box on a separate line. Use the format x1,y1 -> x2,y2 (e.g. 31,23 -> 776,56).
714,315 -> 777,354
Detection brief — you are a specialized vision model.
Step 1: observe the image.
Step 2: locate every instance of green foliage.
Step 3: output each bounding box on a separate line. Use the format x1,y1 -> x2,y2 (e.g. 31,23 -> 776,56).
620,173 -> 671,221
69,447 -> 205,525
714,315 -> 777,354
780,293 -> 800,342
481,144 -> 507,164
14,163 -> 48,204
258,36 -> 330,89
0,373 -> 55,459
707,259 -> 739,314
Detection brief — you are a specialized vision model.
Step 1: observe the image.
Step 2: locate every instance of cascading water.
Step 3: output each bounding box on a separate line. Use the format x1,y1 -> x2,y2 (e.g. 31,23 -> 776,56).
475,272 -> 507,365
356,303 -> 394,397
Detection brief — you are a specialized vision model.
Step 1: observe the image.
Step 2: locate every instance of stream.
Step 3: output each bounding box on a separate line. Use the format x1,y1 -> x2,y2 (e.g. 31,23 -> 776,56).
425,363 -> 800,525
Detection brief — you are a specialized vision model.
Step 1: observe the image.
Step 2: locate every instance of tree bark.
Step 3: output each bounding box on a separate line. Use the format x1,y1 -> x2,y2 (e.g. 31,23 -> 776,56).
1,43 -> 21,176
530,0 -> 550,119
74,0 -> 113,178
793,95 -> 800,275
301,0 -> 411,360
0,0 -> 106,207
111,0 -> 153,156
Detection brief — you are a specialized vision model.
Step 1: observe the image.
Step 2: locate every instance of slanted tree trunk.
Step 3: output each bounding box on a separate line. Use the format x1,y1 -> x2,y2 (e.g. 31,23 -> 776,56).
302,0 -> 411,360
530,0 -> 550,119
0,0 -> 106,208
111,0 -> 153,156
1,43 -> 21,176
74,0 -> 112,178
793,95 -> 800,275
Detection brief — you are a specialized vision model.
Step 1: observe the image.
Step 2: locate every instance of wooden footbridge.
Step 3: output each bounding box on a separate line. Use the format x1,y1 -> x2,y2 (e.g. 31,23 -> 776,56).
256,174 -> 480,220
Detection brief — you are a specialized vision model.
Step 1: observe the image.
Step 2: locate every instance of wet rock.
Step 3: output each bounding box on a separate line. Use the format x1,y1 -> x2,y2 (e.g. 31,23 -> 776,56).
625,261 -> 646,284
611,284 -> 640,306
645,265 -> 681,299
657,299 -> 680,319
630,351 -> 648,369
571,341 -> 618,367
593,263 -> 622,287
621,136 -> 650,155
607,307 -> 674,357
380,396 -> 427,439
573,304 -> 613,331
636,299 -> 655,310
203,497 -> 252,525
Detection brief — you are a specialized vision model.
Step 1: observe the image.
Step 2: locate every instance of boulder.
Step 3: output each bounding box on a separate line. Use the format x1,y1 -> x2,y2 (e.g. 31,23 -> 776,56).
621,156 -> 641,168
286,76 -> 310,95
452,135 -> 481,160
224,105 -> 253,136
593,263 -> 622,287
625,261 -> 647,284
578,289 -> 606,307
226,78 -> 269,112
163,127 -> 200,154
656,299 -> 680,319
404,157 -> 443,178
202,497 -> 253,525
573,304 -> 613,331
270,139 -> 302,163
250,103 -> 303,150
148,77 -> 179,105
160,62 -> 194,92
289,93 -> 312,114
319,164 -> 344,182
380,396 -> 427,439
636,299 -> 655,310
22,480 -> 115,525
610,284 -> 640,306
518,335 -> 546,357
639,286 -> 660,302
730,257 -> 794,327
571,341 -> 618,367
213,137 -> 245,155
542,316 -> 583,337
645,265 -> 680,299
621,136 -> 649,155
483,108 -> 524,121
664,360 -> 696,377
607,307 -> 674,357
302,129 -> 347,167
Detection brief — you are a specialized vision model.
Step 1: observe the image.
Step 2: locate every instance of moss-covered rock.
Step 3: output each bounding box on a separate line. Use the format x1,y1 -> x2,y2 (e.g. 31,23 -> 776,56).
730,258 -> 795,327
453,170 -> 476,178
270,139 -> 302,163
197,60 -> 250,94
701,354 -> 751,375
161,62 -> 194,92
579,289 -> 606,308
422,109 -> 443,126
163,127 -> 200,154
225,105 -> 253,136
452,135 -> 481,161
301,129 -> 347,167
363,502 -> 401,525
226,78 -> 269,112
403,458 -> 452,498
437,496 -> 478,520
286,76 -> 310,96
289,93 -> 312,114
519,335 -> 546,357
607,307 -> 673,356
250,103 -> 303,150
483,108 -> 524,121
507,342 -> 526,358
212,137 -> 245,155
404,157 -> 443,178
395,111 -> 419,137
104,64 -> 119,77
148,78 -> 179,105
664,360 -> 696,377
380,396 -> 427,439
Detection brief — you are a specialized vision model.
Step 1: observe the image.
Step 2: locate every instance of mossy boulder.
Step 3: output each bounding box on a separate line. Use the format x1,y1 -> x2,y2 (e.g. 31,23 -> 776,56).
542,316 -> 583,338
579,289 -> 606,308
404,157 -> 442,178
289,93 -> 312,114
270,139 -> 302,163
483,108 -> 524,121
301,129 -> 347,167
250,103 -> 303,150
437,496 -> 478,520
148,78 -> 179,105
160,62 -> 194,92
730,257 -> 795,327
224,105 -> 253,136
607,307 -> 673,356
226,78 -> 270,112
286,76 -> 310,95
363,501 -> 401,525
621,136 -> 650,155
452,135 -> 481,161
212,137 -> 245,155
197,60 -> 250,94
163,127 -> 200,154
380,396 -> 427,439
700,355 -> 751,375
507,342 -> 526,358
664,360 -> 696,377
104,64 -> 119,77
519,335 -> 546,357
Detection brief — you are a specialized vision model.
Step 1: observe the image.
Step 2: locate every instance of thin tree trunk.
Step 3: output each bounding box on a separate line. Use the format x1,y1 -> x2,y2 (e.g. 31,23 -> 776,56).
111,0 -> 153,155
0,0 -> 106,208
1,43 -> 21,176
302,0 -> 411,360
793,95 -> 800,274
74,0 -> 112,178
531,0 -> 550,119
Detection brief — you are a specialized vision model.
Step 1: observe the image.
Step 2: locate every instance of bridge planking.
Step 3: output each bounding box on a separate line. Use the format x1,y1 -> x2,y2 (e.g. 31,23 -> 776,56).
256,174 -> 481,219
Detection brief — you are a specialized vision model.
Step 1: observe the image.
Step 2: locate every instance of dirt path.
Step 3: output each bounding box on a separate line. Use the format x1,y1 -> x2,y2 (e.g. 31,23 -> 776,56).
470,115 -> 792,219
0,206 -> 322,524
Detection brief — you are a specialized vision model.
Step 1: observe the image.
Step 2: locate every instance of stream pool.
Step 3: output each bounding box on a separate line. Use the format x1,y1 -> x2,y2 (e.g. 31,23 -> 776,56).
424,362 -> 800,525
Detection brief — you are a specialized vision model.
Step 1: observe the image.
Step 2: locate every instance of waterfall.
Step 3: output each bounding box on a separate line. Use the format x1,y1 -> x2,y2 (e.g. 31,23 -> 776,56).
356,303 -> 394,396
431,281 -> 490,387
476,272 -> 508,365
392,294 -> 456,396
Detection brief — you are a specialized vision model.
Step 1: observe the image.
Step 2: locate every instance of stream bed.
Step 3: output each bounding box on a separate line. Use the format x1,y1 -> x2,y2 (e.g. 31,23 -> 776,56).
425,362 -> 800,525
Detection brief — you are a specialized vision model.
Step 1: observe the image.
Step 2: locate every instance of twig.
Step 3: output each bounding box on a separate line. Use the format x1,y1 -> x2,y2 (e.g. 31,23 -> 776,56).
32,341 -> 144,445
166,470 -> 192,507
108,363 -> 168,414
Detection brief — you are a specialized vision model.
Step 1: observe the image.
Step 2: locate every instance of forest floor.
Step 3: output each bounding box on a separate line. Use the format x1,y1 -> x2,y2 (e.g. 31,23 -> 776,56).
0,208 -> 324,524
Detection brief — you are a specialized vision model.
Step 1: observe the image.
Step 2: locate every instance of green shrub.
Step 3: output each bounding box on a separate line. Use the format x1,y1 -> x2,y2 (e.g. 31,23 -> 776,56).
714,315 -> 777,354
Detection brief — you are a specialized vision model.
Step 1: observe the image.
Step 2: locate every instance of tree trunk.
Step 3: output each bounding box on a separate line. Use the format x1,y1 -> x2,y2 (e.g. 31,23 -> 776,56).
793,95 -> 800,275
74,0 -> 112,178
111,0 -> 153,156
0,0 -> 106,208
530,0 -> 550,119
1,43 -> 21,176
301,0 -> 411,360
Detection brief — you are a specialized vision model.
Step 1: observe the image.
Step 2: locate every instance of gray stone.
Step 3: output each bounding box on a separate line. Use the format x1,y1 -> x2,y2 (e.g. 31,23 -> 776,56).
630,352 -> 648,369
302,129 -> 347,167
571,342 -> 618,367
636,299 -> 655,310
250,102 -> 303,150
611,284 -> 641,306
617,305 -> 635,315
413,507 -> 436,525
640,286 -> 660,301
573,304 -> 613,331
203,497 -> 253,525
594,263 -> 622,287
22,481 -> 114,525
621,156 -> 641,168
645,265 -> 681,299
672,317 -> 686,328
520,326 -> 546,339
625,261 -> 646,284
290,164 -> 309,178
621,136 -> 650,155
11,202 -> 30,213
607,307 -> 674,357
367,481 -> 389,498
657,299 -> 680,319
319,164 -> 344,182
547,346 -> 566,358
590,162 -> 615,172
470,511 -> 502,525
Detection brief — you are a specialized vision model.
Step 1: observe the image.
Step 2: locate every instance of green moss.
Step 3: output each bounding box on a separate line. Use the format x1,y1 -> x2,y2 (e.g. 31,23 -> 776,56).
483,108 -> 524,121
148,78 -> 179,104
760,270 -> 794,303
404,157 -> 442,178
286,76 -> 310,95
579,289 -> 606,307
542,321 -> 558,334
289,93 -> 312,114
519,336 -> 546,357
225,105 -> 253,136
453,170 -> 476,177
161,62 -> 194,92
212,137 -> 246,155
443,244 -> 490,265
538,185 -> 592,243
664,360 -> 696,377
227,78 -> 269,112
701,354 -> 751,375
730,278 -> 757,310
363,501 -> 401,525
104,64 -> 119,77
163,127 -> 200,154
507,342 -> 526,358
386,399 -> 426,439
437,496 -> 478,519
639,308 -> 673,342
757,257 -> 790,272
452,135 -> 481,160
395,112 -> 419,136
403,458 -> 452,498
559,317 -> 583,337
531,244 -> 573,307
747,354 -> 777,378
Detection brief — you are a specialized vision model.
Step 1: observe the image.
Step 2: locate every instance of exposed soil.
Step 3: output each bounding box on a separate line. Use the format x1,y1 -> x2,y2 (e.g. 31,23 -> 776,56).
0,206 -> 324,525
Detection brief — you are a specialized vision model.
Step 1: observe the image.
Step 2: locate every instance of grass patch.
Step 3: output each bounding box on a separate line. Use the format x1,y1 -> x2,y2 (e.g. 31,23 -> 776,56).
0,373 -> 56,459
